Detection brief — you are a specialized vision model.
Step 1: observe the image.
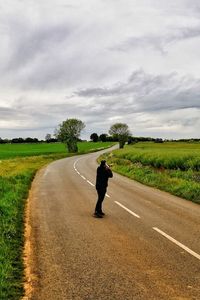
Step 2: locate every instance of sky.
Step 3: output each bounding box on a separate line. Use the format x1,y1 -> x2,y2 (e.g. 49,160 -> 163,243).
0,0 -> 200,140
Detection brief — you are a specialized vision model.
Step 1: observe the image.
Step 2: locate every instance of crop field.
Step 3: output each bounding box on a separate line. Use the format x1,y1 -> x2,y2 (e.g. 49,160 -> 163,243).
0,141 -> 114,300
0,141 -> 113,160
101,142 -> 200,204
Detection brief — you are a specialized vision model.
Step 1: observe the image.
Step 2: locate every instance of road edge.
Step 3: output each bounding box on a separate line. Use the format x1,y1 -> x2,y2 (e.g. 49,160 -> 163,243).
22,169 -> 44,300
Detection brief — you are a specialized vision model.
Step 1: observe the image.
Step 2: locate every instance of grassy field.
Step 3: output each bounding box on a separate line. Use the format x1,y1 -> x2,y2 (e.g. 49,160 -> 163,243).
0,141 -> 113,159
100,142 -> 200,204
0,142 -> 114,300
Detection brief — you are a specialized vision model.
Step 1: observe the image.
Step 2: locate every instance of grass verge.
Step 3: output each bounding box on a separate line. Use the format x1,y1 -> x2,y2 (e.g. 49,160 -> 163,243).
0,142 -> 114,300
99,143 -> 200,204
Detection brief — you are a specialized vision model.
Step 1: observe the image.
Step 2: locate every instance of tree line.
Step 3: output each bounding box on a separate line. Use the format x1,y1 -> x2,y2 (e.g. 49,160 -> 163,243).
1,118 -> 199,151
0,137 -> 46,144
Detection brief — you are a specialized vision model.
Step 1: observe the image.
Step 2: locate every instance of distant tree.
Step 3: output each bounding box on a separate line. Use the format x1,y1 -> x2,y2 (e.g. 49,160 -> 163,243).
106,136 -> 116,142
55,118 -> 85,153
127,136 -> 138,144
154,138 -> 163,143
99,133 -> 108,142
25,137 -> 32,143
109,123 -> 131,149
2,138 -> 10,144
0,138 -> 7,144
45,134 -> 58,143
45,133 -> 52,143
90,133 -> 99,142
33,138 -> 39,143
25,137 -> 38,143
5,139 -> 10,143
50,138 -> 58,143
11,137 -> 25,143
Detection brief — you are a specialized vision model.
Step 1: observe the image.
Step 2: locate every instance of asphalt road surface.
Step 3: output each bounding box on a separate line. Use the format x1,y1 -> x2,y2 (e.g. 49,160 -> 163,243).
27,147 -> 200,300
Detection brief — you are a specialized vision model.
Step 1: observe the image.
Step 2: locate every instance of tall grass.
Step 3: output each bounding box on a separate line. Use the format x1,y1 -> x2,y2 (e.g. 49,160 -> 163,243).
100,142 -> 200,204
0,171 -> 35,299
114,142 -> 200,171
0,142 -> 114,300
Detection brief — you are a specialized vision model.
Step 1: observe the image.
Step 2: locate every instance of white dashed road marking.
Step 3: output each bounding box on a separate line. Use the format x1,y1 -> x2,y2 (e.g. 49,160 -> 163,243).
153,227 -> 200,261
74,158 -> 95,186
115,201 -> 140,219
73,157 -> 199,262
87,180 -> 95,187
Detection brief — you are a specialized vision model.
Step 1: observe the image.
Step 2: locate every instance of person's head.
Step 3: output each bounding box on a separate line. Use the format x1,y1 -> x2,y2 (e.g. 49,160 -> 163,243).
100,160 -> 106,167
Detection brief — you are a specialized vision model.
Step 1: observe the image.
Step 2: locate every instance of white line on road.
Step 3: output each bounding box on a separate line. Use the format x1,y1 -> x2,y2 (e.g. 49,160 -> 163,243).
74,157 -> 200,262
115,201 -> 140,219
153,227 -> 200,261
74,158 -> 112,197
74,158 -> 95,187
87,180 -> 95,186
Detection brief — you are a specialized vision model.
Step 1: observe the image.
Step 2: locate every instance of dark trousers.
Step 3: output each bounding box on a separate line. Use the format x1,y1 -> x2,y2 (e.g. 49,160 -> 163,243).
95,188 -> 106,213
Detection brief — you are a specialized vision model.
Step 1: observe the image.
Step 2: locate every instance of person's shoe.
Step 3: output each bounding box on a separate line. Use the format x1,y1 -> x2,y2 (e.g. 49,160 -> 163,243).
94,212 -> 103,218
99,211 -> 105,216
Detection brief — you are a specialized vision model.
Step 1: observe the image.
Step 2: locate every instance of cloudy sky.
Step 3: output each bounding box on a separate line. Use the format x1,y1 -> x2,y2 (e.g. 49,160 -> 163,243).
0,0 -> 200,140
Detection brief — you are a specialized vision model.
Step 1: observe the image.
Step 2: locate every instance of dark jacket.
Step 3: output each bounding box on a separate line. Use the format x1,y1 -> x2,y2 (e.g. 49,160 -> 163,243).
96,165 -> 113,190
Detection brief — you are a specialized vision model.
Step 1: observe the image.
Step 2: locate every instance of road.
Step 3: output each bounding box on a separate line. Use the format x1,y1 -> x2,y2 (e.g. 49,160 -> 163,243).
25,147 -> 200,300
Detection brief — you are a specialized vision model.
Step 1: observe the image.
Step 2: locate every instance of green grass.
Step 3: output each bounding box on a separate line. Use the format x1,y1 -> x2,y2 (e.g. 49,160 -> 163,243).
0,141 -> 114,159
100,142 -> 200,204
0,172 -> 34,299
0,141 -> 114,300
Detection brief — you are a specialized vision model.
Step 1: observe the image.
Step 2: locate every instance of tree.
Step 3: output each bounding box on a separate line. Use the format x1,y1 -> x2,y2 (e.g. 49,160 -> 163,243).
90,133 -> 99,142
11,137 -> 25,143
0,138 -> 6,144
56,118 -> 85,153
109,123 -> 131,148
25,137 -> 38,143
99,133 -> 108,142
45,133 -> 52,143
155,138 -> 163,143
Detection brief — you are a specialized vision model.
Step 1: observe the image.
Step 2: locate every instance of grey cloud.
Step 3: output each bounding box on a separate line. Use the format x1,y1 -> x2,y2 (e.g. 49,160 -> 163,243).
0,98 -> 58,130
0,13 -> 115,90
75,70 -> 200,114
5,70 -> 199,135
3,16 -> 74,71
0,106 -> 16,120
181,116 -> 200,127
0,13 -> 81,90
185,1 -> 200,15
112,26 -> 200,54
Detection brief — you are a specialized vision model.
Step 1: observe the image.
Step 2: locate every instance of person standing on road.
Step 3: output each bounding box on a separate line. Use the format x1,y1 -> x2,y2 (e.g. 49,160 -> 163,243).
94,160 -> 113,218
